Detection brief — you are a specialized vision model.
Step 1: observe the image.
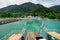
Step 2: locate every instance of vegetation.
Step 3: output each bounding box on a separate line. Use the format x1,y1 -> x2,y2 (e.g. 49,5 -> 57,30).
0,2 -> 60,19
50,5 -> 60,13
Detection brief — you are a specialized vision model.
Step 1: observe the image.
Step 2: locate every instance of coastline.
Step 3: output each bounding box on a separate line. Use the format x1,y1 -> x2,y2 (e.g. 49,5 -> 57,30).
0,17 -> 60,21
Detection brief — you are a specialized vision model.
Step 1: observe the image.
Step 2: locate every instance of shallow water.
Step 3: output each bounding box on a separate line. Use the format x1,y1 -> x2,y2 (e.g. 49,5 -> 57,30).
44,20 -> 60,33
0,19 -> 60,40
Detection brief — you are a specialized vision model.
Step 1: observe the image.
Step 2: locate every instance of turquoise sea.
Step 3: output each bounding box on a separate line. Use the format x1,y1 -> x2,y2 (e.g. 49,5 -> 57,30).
0,19 -> 60,40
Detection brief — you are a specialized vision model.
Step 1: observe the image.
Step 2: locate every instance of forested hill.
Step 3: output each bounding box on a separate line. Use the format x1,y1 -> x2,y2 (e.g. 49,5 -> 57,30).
50,5 -> 60,13
0,2 -> 60,19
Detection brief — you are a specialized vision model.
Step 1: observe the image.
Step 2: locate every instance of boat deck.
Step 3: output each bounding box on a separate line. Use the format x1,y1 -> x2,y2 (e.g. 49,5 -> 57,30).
26,32 -> 40,40
48,32 -> 60,40
8,34 -> 23,40
8,32 -> 60,40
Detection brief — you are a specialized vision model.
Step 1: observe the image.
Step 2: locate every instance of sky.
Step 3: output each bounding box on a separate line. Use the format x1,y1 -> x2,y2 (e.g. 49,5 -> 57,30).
0,0 -> 60,8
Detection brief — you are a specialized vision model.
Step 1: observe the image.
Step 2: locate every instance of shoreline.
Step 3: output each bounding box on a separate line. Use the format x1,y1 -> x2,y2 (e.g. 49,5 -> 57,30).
0,17 -> 60,21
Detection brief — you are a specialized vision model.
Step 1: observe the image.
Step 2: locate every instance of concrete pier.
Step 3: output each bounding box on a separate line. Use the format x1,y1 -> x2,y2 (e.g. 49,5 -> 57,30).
0,18 -> 20,25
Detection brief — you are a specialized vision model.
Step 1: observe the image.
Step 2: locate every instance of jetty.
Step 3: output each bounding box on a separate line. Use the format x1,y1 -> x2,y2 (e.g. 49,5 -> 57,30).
0,18 -> 19,25
0,18 -> 24,25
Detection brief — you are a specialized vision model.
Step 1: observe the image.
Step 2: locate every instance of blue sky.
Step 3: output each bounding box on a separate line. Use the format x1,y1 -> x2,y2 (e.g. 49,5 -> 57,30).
0,0 -> 60,8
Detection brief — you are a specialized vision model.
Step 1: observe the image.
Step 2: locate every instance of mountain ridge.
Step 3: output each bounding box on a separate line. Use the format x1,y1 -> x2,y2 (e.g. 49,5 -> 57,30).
0,2 -> 60,19
50,5 -> 60,12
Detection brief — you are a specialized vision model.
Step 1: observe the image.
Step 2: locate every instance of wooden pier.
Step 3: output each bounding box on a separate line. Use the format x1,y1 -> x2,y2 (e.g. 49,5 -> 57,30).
48,32 -> 60,40
8,34 -> 23,40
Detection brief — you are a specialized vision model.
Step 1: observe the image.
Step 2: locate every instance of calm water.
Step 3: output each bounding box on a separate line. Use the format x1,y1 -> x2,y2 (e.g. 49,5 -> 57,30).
44,20 -> 60,33
0,19 -> 60,40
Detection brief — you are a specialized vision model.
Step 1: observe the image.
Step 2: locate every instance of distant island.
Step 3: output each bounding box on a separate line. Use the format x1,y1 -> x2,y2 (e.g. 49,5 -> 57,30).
0,2 -> 60,19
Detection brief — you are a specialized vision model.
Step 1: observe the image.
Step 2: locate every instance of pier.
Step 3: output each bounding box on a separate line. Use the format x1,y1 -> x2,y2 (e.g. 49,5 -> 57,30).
0,18 -> 21,25
0,18 -> 42,25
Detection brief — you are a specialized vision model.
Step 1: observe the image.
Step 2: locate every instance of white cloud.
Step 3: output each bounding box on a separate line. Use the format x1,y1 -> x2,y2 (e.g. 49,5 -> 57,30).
0,0 -> 36,8
36,0 -> 60,7
0,0 -> 60,8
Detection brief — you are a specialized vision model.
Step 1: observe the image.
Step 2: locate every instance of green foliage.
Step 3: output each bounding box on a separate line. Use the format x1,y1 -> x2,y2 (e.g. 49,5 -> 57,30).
0,2 -> 60,19
50,5 -> 60,13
